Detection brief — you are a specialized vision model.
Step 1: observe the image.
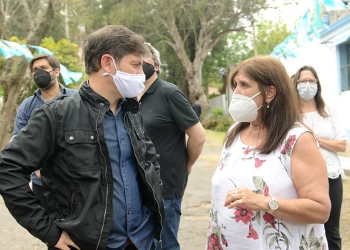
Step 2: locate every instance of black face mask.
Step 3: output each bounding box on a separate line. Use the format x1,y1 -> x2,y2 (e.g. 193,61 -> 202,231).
34,68 -> 55,89
142,61 -> 155,80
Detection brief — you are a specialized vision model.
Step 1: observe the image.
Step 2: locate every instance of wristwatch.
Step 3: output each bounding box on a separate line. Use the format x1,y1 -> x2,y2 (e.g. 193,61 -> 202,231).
267,196 -> 279,214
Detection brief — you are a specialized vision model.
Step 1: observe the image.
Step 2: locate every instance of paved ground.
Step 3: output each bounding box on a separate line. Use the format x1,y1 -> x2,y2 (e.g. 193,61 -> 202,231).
178,138 -> 221,249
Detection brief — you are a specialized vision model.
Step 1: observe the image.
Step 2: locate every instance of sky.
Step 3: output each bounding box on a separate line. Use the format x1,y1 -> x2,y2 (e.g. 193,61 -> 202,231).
261,1 -> 314,29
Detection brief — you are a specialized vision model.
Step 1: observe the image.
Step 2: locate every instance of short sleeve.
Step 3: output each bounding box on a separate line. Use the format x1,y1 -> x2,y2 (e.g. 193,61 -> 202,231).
167,90 -> 199,132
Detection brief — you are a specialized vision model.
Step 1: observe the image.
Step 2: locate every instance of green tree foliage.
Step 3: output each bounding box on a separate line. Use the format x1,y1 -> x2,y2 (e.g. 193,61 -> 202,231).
105,0 -> 271,103
40,37 -> 83,86
204,20 -> 290,94
201,108 -> 232,132
40,37 -> 82,72
0,0 -> 39,40
246,20 -> 290,58
226,31 -> 252,66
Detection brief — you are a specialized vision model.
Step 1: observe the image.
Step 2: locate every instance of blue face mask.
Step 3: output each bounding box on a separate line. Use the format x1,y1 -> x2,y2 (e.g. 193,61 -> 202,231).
103,56 -> 145,98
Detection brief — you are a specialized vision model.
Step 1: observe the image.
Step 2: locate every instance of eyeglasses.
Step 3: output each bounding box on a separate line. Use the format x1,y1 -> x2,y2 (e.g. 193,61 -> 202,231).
297,79 -> 318,84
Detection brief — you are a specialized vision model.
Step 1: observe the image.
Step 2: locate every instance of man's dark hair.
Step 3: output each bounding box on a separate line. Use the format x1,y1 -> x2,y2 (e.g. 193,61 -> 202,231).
84,25 -> 146,75
29,54 -> 60,72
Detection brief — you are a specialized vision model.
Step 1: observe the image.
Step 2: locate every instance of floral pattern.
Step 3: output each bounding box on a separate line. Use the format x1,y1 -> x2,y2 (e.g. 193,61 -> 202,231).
234,205 -> 254,224
241,146 -> 266,169
247,223 -> 259,240
208,233 -> 223,250
218,152 -> 231,170
207,125 -> 328,249
281,135 -> 296,155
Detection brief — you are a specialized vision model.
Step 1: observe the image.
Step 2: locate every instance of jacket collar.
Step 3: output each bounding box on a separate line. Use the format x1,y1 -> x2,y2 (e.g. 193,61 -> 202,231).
79,81 -> 110,109
79,81 -> 139,114
145,77 -> 161,94
34,83 -> 67,98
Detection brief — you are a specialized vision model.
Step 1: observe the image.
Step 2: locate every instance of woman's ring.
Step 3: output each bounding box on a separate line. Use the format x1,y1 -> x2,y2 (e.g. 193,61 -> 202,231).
70,241 -> 74,246
234,190 -> 238,194
238,199 -> 242,204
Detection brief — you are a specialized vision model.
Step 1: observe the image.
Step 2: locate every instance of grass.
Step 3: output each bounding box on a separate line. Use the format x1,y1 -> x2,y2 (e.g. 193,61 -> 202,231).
204,129 -> 350,248
205,129 -> 226,145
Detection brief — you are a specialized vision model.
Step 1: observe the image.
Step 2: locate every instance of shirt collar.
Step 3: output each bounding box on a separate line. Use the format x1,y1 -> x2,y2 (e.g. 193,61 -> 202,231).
33,84 -> 67,97
145,77 -> 160,94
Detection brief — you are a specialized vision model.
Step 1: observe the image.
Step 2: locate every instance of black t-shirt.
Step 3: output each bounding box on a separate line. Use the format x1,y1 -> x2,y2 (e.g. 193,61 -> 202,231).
139,78 -> 199,198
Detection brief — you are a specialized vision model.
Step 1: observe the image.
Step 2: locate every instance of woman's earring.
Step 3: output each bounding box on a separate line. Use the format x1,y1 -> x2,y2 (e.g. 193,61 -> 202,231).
267,102 -> 270,109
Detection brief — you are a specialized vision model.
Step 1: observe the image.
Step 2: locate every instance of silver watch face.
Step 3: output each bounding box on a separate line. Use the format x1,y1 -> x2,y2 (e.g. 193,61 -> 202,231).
269,200 -> 278,210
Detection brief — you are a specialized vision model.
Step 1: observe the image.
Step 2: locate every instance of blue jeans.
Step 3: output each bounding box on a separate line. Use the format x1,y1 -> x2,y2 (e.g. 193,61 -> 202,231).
152,197 -> 183,250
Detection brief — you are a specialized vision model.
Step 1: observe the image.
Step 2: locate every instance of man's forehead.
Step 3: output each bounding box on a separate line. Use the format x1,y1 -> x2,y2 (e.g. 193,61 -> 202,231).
32,58 -> 50,68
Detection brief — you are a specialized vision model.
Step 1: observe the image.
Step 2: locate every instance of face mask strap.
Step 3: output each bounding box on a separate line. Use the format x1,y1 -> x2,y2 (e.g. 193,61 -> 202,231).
102,55 -> 118,77
249,91 -> 261,100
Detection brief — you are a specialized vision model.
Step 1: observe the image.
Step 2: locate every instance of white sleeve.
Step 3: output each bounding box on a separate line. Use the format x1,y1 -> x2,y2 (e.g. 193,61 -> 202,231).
327,105 -> 348,141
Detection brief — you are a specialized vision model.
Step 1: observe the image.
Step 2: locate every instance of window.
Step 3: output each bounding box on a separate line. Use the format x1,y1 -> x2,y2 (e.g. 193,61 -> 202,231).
339,42 -> 350,91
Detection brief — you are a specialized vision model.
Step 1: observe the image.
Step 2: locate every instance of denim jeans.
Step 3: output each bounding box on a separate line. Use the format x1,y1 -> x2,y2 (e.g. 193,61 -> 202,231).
152,197 -> 183,250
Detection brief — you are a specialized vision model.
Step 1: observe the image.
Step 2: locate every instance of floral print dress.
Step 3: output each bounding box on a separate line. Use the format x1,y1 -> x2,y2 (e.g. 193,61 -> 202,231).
207,124 -> 328,250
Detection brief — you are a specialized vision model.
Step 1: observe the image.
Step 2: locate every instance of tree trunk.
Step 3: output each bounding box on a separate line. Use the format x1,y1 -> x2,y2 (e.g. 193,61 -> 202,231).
185,65 -> 210,114
185,60 -> 208,105
0,0 -> 57,149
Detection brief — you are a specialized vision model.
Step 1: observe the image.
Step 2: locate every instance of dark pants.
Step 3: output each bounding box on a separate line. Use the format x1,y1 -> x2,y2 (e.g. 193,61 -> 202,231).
125,244 -> 138,250
32,182 -> 45,206
325,176 -> 343,250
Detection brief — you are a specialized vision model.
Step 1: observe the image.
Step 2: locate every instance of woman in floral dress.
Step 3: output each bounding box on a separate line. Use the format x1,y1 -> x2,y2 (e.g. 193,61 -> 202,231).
293,65 -> 347,250
207,56 -> 331,250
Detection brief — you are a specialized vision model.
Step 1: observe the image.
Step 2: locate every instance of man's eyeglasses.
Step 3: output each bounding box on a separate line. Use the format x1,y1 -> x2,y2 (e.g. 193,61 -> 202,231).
297,79 -> 318,84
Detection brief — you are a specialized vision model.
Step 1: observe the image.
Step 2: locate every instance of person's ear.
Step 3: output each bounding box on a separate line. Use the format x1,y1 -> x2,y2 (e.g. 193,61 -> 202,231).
154,64 -> 160,73
54,68 -> 60,78
101,54 -> 114,74
265,86 -> 276,104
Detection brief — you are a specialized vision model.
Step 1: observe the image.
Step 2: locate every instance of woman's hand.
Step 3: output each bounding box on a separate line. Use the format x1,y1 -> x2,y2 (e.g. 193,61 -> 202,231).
224,186 -> 269,211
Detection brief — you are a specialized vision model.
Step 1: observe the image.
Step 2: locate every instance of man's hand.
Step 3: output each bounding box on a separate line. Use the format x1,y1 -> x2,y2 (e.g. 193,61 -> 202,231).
55,231 -> 80,250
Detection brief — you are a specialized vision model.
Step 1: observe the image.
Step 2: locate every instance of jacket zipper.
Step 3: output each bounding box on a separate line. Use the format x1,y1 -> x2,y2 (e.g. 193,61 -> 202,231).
68,191 -> 75,219
59,191 -> 75,222
124,112 -> 163,246
95,109 -> 109,250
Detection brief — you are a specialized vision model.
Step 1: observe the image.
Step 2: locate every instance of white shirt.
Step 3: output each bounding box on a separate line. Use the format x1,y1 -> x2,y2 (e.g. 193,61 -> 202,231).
303,105 -> 348,179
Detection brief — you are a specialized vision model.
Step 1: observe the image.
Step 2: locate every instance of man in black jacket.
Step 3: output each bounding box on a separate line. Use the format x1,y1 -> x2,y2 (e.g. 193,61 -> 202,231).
0,25 -> 164,250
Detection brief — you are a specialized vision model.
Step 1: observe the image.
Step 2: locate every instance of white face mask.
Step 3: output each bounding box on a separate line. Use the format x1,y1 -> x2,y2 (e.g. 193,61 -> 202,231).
297,82 -> 318,100
229,92 -> 263,122
103,57 -> 145,98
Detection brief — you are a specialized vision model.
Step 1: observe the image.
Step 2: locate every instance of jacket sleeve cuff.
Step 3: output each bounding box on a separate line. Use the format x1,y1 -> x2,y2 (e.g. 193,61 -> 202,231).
41,222 -> 62,248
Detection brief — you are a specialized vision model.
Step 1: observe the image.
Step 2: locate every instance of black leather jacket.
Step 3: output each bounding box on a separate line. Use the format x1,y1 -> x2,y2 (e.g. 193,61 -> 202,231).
0,82 -> 164,250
